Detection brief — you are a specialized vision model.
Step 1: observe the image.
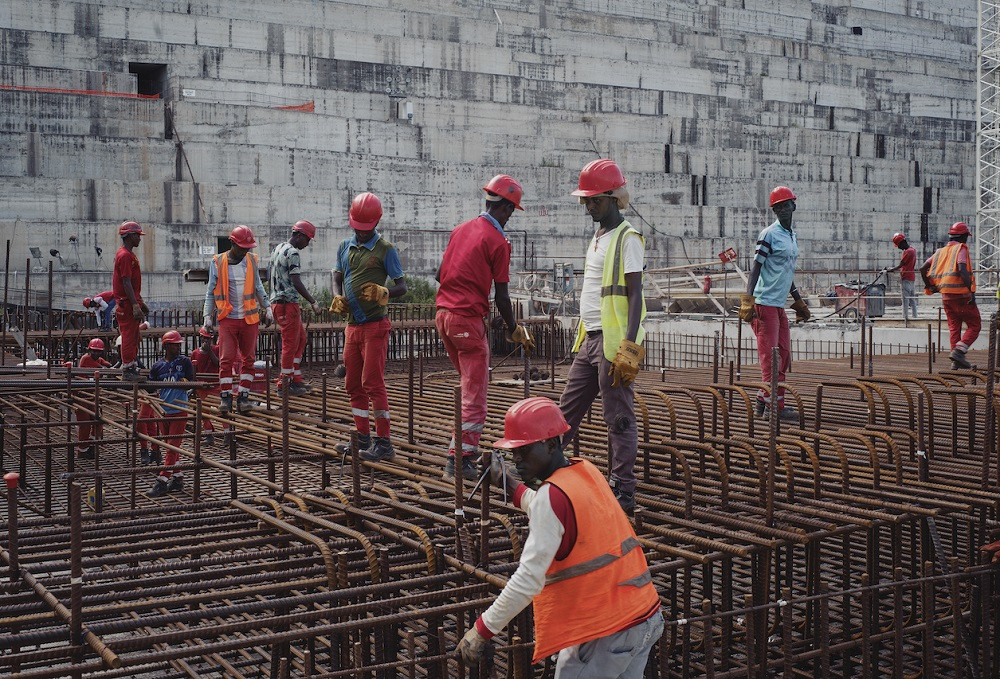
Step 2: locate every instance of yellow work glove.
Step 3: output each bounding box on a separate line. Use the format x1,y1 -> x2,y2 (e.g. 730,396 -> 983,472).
359,282 -> 389,306
738,294 -> 756,323
507,325 -> 535,354
609,339 -> 645,387
329,295 -> 349,315
790,298 -> 810,322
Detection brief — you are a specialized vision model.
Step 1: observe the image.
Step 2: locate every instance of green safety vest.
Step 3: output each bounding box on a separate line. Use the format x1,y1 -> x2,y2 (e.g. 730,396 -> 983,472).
572,220 -> 646,360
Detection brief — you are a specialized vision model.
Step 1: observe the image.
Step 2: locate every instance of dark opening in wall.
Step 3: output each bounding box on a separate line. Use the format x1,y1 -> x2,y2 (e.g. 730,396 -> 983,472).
920,213 -> 929,242
128,62 -> 168,97
913,160 -> 920,186
875,134 -> 886,159
923,186 -> 933,214
217,237 -> 232,254
664,144 -> 671,173
851,26 -> 863,35
691,175 -> 699,206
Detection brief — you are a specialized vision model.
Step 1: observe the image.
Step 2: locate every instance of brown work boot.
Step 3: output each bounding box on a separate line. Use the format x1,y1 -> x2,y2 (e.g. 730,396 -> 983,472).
949,349 -> 972,369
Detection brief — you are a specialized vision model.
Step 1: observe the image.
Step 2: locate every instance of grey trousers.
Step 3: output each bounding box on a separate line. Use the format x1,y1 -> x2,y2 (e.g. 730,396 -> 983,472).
559,333 -> 638,495
901,279 -> 918,318
554,611 -> 664,678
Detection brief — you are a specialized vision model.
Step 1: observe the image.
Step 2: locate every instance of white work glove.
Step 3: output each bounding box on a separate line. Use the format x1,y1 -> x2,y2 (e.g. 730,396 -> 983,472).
264,307 -> 275,326
311,301 -> 322,315
456,627 -> 489,664
202,318 -> 214,333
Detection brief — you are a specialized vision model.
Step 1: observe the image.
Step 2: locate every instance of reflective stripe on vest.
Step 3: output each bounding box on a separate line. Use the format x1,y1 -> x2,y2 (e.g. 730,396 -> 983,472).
927,242 -> 975,295
213,254 -> 260,324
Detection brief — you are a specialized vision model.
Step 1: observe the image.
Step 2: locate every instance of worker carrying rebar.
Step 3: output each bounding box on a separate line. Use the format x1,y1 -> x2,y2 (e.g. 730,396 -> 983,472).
146,331 -> 194,497
82,290 -> 115,330
113,221 -> 149,381
558,158 -> 645,513
329,192 -> 407,462
202,225 -> 272,415
269,219 -> 323,396
738,186 -> 809,421
190,327 -> 220,446
435,176 -> 534,480
72,338 -> 111,459
888,233 -> 919,320
456,397 -> 663,676
920,221 -> 980,369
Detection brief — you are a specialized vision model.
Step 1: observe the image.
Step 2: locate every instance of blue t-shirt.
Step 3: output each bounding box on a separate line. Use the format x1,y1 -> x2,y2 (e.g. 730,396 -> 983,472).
150,355 -> 195,414
752,221 -> 799,307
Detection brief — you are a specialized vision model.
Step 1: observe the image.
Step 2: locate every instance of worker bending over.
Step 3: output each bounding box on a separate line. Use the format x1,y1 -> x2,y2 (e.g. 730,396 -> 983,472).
82,291 -> 115,330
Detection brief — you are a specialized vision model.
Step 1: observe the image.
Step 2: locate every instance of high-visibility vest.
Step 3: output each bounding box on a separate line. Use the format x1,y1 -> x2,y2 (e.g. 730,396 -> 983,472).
213,253 -> 260,324
927,242 -> 975,296
531,459 -> 660,662
572,221 -> 646,360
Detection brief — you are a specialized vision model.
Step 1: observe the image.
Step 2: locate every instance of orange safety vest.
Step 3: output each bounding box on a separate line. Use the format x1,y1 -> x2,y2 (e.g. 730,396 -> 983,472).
213,253 -> 260,324
926,242 -> 975,296
531,459 -> 660,663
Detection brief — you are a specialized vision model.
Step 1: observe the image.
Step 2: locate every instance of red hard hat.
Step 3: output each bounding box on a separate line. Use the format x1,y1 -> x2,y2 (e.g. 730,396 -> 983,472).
87,338 -> 105,351
349,192 -> 383,230
949,221 -> 970,236
493,397 -> 571,449
482,174 -> 525,211
892,233 -> 906,246
83,297 -> 92,308
229,225 -> 257,249
198,326 -> 214,339
118,220 -> 145,236
571,159 -> 626,198
161,330 -> 183,346
769,186 -> 797,207
293,219 -> 316,239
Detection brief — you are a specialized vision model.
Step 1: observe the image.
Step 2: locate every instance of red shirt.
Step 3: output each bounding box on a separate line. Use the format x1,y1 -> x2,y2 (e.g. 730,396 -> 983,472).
899,247 -> 916,282
112,246 -> 142,309
94,290 -> 114,303
435,215 -> 511,317
190,345 -> 220,373
78,353 -> 110,369
513,483 -> 577,560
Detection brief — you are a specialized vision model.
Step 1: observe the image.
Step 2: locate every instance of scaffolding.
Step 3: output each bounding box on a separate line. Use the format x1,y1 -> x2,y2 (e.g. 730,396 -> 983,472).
977,0 -> 1000,287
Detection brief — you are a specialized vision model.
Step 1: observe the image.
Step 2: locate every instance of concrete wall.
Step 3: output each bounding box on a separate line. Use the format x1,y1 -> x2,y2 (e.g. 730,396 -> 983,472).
0,0 -> 977,307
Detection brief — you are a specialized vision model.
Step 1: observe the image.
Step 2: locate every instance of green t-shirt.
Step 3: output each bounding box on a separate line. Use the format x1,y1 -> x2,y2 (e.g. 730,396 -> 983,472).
334,231 -> 404,325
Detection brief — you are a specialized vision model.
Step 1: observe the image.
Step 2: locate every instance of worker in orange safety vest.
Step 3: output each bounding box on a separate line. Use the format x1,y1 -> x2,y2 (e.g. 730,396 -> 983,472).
920,221 -> 980,369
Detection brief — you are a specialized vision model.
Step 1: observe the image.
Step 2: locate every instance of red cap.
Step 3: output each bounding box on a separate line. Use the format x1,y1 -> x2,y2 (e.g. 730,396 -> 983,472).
769,186 -> 797,207
4,472 -> 19,489
293,219 -> 316,239
87,338 -> 105,351
570,159 -> 626,198
198,327 -> 214,339
229,225 -> 257,249
118,220 -> 145,236
483,174 -> 525,211
892,233 -> 906,246
949,221 -> 970,236
349,192 -> 383,230
83,297 -> 93,308
161,330 -> 183,345
493,397 -> 571,449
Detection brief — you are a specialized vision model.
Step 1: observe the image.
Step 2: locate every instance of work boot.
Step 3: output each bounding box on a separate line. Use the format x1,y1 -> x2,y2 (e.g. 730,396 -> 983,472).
140,449 -> 151,465
443,456 -> 477,481
950,349 -> 972,369
334,433 -> 372,455
147,478 -> 169,498
151,449 -> 162,465
236,392 -> 256,414
279,382 -> 309,397
754,398 -> 766,418
218,393 -> 233,415
166,476 -> 184,493
77,446 -> 95,460
613,487 -> 636,515
204,432 -> 215,447
763,405 -> 799,422
122,366 -> 142,382
361,437 -> 396,462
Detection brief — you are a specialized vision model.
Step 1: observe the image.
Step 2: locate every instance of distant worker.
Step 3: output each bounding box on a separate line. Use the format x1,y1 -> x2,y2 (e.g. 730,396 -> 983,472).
73,338 -> 111,459
920,221 -> 980,369
82,291 -> 116,330
113,221 -> 149,381
558,159 -> 645,512
435,176 -> 534,480
190,327 -> 220,445
738,186 -> 809,421
147,331 -> 194,497
456,397 -> 663,676
888,233 -> 918,319
202,225 -> 272,415
330,193 -> 406,462
269,219 -> 323,396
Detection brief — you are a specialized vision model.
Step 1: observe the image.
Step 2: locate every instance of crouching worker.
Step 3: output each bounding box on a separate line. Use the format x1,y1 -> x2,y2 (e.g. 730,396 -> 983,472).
456,397 -> 663,677
147,331 -> 194,497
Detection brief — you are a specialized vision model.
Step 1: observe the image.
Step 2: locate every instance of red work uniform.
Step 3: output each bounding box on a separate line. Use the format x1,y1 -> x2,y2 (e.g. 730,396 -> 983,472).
435,213 -> 512,458
112,246 -> 143,367
925,242 -> 981,352
75,353 -> 111,455
191,344 -> 220,431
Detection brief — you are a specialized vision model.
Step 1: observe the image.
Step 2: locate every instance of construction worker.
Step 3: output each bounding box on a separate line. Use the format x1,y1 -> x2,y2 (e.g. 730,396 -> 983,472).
202,225 -> 272,415
557,159 -> 645,512
269,219 -> 323,395
113,221 -> 149,381
74,338 -> 111,459
920,221 -> 980,369
435,176 -> 534,480
147,331 -> 194,497
888,233 -> 918,319
82,291 -> 115,329
738,186 -> 809,420
190,327 -> 220,445
456,397 -> 663,676
331,193 -> 406,461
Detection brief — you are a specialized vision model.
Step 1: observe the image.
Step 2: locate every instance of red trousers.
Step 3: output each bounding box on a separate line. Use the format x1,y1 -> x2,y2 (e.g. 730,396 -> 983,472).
751,305 -> 790,404
435,309 -> 488,457
76,408 -> 102,454
194,389 -> 215,431
218,317 -> 259,394
344,317 -> 391,438
116,306 -> 140,366
158,411 -> 187,480
138,402 -> 159,452
273,302 -> 307,385
942,296 -> 981,352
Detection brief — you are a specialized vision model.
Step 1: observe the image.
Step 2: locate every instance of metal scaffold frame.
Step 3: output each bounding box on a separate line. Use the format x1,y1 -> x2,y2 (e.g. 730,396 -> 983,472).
978,0 -> 1000,287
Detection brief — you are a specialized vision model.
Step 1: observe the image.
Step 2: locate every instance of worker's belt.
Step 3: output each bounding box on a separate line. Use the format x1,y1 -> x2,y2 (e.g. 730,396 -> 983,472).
586,330 -> 603,338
